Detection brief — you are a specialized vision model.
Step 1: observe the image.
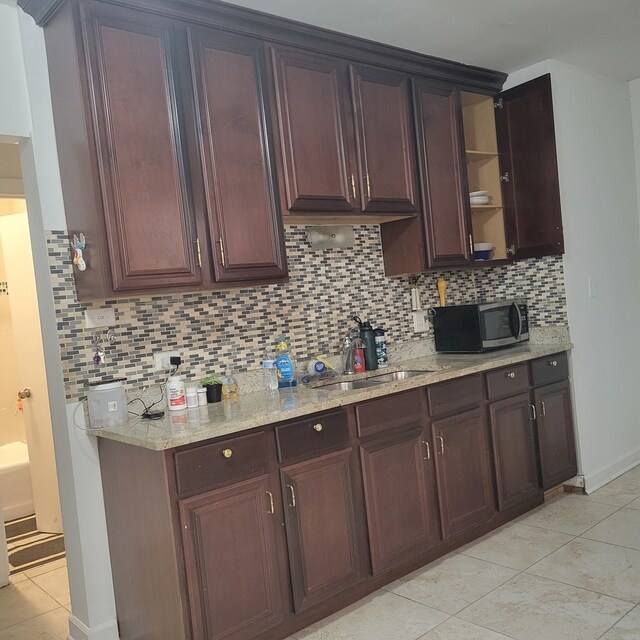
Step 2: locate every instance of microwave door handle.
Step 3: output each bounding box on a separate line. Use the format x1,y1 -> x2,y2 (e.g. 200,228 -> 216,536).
511,302 -> 523,339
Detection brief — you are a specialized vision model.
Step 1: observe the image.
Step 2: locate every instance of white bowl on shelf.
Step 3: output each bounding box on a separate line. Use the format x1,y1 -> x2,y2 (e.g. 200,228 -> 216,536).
473,242 -> 494,260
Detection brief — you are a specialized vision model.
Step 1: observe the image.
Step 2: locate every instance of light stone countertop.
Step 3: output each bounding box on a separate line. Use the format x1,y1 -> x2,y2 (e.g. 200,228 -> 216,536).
89,342 -> 572,451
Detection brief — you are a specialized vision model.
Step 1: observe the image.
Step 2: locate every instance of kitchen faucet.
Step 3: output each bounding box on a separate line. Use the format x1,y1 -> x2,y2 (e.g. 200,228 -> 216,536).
342,329 -> 365,375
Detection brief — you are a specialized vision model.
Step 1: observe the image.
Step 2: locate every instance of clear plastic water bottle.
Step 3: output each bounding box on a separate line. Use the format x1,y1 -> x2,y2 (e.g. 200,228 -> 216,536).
263,350 -> 279,391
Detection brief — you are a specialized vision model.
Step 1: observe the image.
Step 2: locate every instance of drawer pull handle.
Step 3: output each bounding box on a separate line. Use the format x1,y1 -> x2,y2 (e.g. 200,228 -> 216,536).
266,490 -> 274,515
549,360 -> 558,367
506,371 -> 516,379
286,484 -> 296,508
437,435 -> 445,455
541,401 -> 546,417
529,403 -> 537,421
422,440 -> 431,460
222,448 -> 233,459
313,423 -> 323,432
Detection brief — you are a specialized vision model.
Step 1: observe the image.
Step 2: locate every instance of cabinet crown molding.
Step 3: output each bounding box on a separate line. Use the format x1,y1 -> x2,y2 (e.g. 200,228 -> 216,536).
19,0 -> 507,93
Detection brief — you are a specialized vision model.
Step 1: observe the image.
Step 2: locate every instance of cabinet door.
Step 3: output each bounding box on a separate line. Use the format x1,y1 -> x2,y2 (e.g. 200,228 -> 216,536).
270,47 -> 358,213
432,407 -> 495,538
534,381 -> 577,490
84,11 -> 202,291
180,475 -> 287,640
350,65 -> 418,213
489,393 -> 540,510
360,426 -> 440,575
281,448 -> 366,612
413,81 -> 472,267
188,29 -> 287,283
496,74 -> 564,259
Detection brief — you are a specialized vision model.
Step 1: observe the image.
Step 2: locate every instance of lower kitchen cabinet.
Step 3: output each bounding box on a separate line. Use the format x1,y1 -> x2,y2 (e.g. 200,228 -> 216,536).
534,381 -> 577,490
359,425 -> 440,575
489,392 -> 540,510
179,474 -> 288,640
432,407 -> 496,538
281,447 -> 367,613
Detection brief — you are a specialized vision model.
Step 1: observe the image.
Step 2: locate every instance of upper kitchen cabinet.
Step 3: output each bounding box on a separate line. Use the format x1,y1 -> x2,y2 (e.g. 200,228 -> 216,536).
496,74 -> 564,259
382,75 -> 565,274
460,90 -> 509,262
270,47 -> 418,220
349,65 -> 419,214
37,2 -> 288,299
69,6 -> 205,296
187,28 -> 287,283
269,47 -> 359,214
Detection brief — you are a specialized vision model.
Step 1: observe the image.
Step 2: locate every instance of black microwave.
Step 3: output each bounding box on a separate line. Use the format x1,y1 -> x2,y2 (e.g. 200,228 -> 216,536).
432,300 -> 529,353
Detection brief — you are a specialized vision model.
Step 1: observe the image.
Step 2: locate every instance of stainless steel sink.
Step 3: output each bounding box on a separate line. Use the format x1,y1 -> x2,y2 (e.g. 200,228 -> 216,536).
316,380 -> 385,392
317,370 -> 438,391
367,370 -> 436,383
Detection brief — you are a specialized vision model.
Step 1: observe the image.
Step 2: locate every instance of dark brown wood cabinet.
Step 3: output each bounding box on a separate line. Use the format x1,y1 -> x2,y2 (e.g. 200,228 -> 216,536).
529,353 -> 577,490
188,28 -> 287,283
179,475 -> 288,640
270,47 -> 358,214
270,47 -> 419,219
350,65 -> 419,214
489,393 -> 540,510
356,389 -> 440,575
534,381 -> 577,490
281,447 -> 367,612
82,9 -> 203,294
381,82 -> 471,273
96,354 -> 570,640
432,407 -> 496,538
496,74 -> 564,259
41,1 -> 289,299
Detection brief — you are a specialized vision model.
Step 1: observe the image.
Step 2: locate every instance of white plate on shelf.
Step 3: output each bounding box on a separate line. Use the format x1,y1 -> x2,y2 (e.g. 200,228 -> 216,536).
470,196 -> 490,205
469,190 -> 488,197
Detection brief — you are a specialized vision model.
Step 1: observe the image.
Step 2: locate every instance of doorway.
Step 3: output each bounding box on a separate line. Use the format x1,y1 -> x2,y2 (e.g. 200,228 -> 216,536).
0,142 -> 63,582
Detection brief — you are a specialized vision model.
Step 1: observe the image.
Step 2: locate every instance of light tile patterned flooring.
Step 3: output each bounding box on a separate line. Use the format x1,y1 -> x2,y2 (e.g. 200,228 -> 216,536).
2,465 -> 640,639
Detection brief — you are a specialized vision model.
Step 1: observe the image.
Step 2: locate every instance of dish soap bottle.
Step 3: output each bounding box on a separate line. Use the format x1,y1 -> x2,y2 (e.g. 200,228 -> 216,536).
274,335 -> 297,389
221,367 -> 239,400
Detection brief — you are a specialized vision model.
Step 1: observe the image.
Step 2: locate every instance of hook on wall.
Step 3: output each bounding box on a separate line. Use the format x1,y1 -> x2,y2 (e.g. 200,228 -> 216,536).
91,329 -> 116,365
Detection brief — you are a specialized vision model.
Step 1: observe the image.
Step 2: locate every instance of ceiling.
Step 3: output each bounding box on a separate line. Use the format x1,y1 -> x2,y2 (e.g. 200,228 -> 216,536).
223,0 -> 640,81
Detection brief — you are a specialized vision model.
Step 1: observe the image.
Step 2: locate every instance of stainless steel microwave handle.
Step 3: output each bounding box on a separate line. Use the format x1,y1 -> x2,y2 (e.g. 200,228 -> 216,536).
512,302 -> 523,339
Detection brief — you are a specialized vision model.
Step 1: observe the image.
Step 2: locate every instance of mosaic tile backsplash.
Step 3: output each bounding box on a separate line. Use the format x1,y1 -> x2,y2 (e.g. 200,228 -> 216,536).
47,227 -> 567,403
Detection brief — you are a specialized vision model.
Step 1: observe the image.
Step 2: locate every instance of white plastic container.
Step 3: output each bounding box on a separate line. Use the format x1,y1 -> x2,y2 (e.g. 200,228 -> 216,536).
167,375 -> 187,411
186,386 -> 199,408
87,380 -> 128,428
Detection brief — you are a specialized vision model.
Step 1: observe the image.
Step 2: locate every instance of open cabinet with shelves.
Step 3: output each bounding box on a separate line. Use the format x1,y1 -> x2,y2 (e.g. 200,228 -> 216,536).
461,92 -> 507,262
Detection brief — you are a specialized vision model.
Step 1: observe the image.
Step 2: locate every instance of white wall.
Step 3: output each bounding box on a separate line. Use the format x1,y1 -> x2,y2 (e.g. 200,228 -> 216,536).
630,78 -> 640,231
2,6 -> 120,640
0,3 -> 31,140
507,61 -> 640,491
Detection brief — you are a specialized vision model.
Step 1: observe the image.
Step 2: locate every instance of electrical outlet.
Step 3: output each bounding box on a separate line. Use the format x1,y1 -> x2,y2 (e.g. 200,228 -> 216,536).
153,351 -> 181,371
412,310 -> 430,333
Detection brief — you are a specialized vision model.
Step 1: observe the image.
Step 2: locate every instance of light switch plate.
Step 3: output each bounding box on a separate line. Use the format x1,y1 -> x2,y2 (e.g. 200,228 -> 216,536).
412,310 -> 430,333
85,308 -> 116,328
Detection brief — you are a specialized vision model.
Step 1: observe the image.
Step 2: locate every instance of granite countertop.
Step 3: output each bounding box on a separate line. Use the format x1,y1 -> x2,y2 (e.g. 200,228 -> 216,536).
88,342 -> 572,451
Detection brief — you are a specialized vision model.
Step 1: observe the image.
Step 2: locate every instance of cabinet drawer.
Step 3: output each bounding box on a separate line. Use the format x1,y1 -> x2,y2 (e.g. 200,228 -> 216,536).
486,363 -> 529,400
175,432 -> 268,496
356,389 -> 427,440
531,352 -> 568,387
276,411 -> 349,463
427,374 -> 483,418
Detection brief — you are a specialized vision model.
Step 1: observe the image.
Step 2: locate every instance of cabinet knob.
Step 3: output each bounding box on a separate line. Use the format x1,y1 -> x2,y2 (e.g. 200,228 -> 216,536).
549,360 -> 558,367
506,371 -> 516,379
313,423 -> 323,432
222,448 -> 233,459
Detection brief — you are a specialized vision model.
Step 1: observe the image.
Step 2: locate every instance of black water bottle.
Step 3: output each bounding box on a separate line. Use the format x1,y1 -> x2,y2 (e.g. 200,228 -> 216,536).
353,316 -> 378,371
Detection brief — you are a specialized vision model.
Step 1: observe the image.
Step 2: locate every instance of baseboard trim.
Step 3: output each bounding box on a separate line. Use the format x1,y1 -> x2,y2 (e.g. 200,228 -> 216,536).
584,448 -> 640,493
67,614 -> 119,640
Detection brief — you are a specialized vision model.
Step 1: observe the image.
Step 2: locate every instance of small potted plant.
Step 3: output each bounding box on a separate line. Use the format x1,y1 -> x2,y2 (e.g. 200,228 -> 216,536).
201,375 -> 222,404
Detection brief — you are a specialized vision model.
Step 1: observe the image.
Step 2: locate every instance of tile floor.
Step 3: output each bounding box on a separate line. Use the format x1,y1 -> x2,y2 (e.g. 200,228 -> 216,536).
2,466 -> 640,640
